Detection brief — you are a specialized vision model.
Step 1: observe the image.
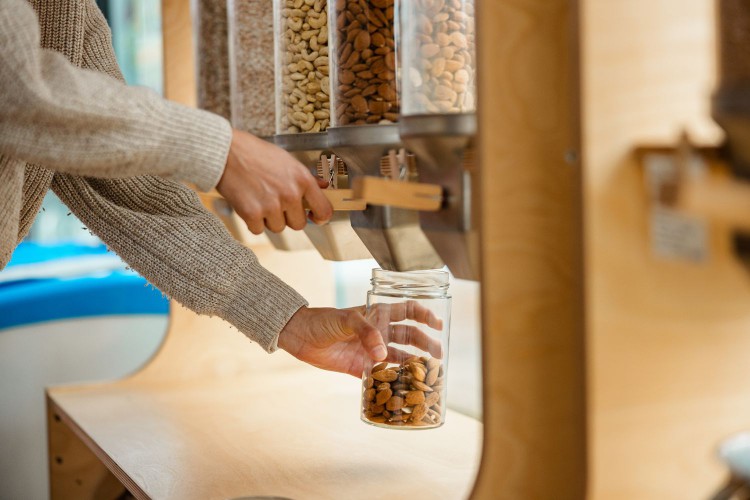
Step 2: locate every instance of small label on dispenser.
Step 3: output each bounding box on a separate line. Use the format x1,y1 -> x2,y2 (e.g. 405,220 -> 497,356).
650,207 -> 708,262
643,152 -> 709,263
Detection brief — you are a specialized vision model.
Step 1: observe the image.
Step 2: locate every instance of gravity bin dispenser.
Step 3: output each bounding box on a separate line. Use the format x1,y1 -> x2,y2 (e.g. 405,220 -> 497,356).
326,0 -> 444,272
271,0 -> 370,261
398,0 -> 479,280
271,0 -> 479,279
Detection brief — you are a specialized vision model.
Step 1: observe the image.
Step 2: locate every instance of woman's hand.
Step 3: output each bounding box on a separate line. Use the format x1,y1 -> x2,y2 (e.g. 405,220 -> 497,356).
277,302 -> 444,377
216,129 -> 333,234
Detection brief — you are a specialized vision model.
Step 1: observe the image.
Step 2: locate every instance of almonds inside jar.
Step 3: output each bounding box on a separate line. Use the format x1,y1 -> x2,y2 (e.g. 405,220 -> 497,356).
331,0 -> 400,126
362,356 -> 445,428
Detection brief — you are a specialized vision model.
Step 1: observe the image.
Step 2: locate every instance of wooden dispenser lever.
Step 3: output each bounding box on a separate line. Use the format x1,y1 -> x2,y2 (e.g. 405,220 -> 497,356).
306,189 -> 367,212
678,172 -> 750,231
351,176 -> 443,212
639,142 -> 750,231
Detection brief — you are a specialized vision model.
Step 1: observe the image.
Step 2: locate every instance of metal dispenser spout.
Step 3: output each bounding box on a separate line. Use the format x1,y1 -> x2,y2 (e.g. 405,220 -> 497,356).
272,133 -> 371,261
399,113 -> 479,280
328,124 -> 444,271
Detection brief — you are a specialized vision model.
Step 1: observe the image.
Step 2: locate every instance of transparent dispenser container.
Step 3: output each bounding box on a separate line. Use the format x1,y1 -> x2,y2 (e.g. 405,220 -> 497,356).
274,0 -> 331,134
192,0 -> 231,120
400,0 -> 476,115
361,269 -> 451,429
228,0 -> 276,137
329,0 -> 400,126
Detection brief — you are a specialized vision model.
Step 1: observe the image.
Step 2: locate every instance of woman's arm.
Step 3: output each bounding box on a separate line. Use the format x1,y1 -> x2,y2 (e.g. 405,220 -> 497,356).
51,172 -> 309,351
0,0 -> 229,191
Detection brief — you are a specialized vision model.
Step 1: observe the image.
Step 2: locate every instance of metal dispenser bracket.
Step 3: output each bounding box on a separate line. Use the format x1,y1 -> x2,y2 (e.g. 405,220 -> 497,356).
273,133 -> 371,261
399,113 -> 479,280
328,124 -> 444,271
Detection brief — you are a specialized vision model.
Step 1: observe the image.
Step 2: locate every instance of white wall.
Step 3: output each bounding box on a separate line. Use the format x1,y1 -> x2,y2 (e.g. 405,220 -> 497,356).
0,316 -> 167,500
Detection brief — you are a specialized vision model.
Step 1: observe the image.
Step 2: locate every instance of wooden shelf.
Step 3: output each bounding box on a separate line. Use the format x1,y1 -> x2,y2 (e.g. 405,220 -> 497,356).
47,306 -> 481,500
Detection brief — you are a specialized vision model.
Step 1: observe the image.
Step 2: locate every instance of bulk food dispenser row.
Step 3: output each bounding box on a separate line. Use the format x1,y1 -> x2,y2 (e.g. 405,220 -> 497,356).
235,0 -> 480,280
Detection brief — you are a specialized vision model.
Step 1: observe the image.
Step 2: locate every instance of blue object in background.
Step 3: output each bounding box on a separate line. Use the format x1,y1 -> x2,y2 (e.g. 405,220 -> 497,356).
0,242 -> 169,330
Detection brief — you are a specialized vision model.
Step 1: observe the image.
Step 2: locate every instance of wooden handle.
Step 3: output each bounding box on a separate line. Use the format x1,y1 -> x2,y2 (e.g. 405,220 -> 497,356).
352,176 -> 443,211
678,173 -> 750,230
305,189 -> 366,211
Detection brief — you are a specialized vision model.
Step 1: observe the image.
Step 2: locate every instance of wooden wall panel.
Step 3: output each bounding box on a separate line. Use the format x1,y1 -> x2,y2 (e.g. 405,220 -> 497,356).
472,0 -> 586,498
162,0 -> 196,106
583,1 -> 750,498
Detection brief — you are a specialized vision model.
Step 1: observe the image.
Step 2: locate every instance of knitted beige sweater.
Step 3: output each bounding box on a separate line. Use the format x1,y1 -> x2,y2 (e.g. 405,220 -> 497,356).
0,0 -> 308,352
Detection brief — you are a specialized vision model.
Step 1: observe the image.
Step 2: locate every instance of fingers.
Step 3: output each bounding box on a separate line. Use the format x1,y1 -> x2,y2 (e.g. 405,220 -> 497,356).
303,178 -> 333,225
316,177 -> 330,189
385,345 -> 414,365
284,205 -> 308,231
387,300 -> 444,330
234,204 -> 265,235
388,324 -> 444,358
264,210 -> 286,233
346,310 -> 387,361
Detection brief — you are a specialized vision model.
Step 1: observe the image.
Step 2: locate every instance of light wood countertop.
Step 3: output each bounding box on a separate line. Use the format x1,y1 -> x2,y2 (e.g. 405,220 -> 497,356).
48,306 -> 482,500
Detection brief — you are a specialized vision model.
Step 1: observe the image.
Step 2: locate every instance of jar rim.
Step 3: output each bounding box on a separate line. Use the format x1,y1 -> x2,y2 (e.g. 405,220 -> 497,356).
370,268 -> 450,296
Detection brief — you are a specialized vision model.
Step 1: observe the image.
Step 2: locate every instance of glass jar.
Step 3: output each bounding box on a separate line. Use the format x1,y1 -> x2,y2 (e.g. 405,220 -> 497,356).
329,0 -> 400,126
400,0 -> 476,115
361,269 -> 451,429
274,0 -> 331,134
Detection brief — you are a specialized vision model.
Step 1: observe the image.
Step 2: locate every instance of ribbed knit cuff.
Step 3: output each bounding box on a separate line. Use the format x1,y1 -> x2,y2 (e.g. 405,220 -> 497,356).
221,261 -> 309,353
160,102 -> 233,192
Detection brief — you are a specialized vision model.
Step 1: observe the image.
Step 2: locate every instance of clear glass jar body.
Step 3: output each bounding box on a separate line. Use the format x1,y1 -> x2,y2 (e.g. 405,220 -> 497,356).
361,269 -> 451,429
400,0 -> 476,115
329,0 -> 400,126
274,0 -> 331,134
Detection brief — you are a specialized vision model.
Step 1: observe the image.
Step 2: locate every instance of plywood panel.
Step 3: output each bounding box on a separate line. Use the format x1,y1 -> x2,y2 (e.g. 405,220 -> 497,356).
472,0 -> 586,498
583,1 -> 750,498
162,0 -> 195,106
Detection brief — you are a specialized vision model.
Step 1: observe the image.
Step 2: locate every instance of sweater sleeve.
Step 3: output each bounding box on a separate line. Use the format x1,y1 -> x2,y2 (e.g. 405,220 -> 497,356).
0,0 -> 230,192
51,173 -> 309,352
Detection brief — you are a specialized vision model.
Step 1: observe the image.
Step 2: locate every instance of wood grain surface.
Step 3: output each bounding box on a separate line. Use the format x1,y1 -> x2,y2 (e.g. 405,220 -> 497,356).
162,0 -> 195,107
582,1 -> 750,498
50,347 -> 481,500
471,0 -> 586,498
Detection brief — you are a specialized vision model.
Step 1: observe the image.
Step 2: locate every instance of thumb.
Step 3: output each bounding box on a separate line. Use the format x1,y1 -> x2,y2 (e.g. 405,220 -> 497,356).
345,311 -> 387,361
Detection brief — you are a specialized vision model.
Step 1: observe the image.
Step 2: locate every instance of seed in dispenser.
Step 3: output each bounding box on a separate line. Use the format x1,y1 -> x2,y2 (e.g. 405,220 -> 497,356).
332,0 -> 399,125
276,0 -> 330,134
